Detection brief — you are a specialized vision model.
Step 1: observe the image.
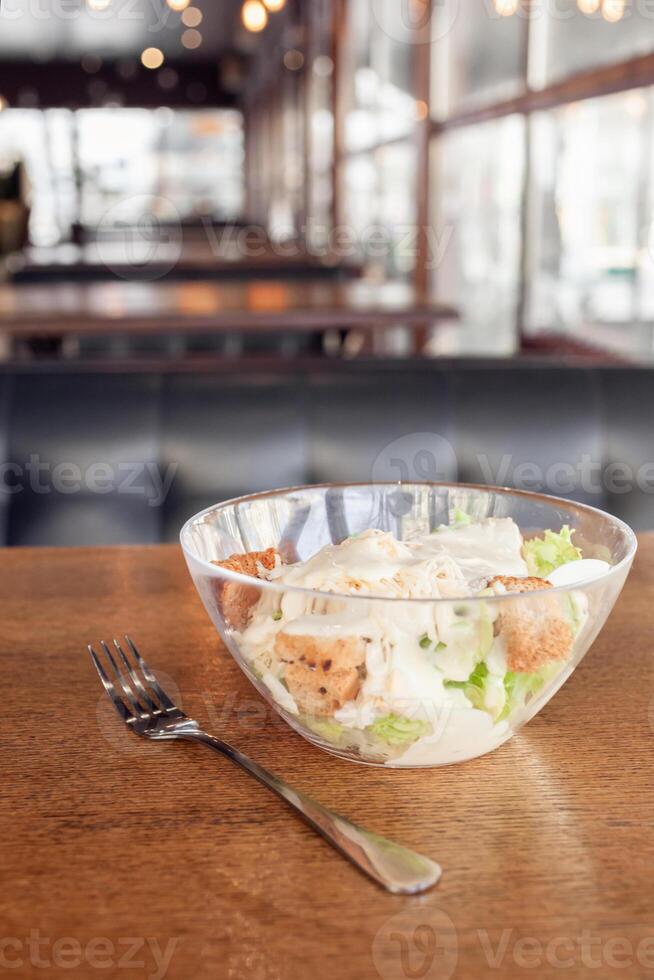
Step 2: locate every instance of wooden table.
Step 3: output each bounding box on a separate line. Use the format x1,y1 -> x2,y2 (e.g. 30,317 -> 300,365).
0,280 -> 457,338
7,240 -> 362,284
2,541 -> 653,980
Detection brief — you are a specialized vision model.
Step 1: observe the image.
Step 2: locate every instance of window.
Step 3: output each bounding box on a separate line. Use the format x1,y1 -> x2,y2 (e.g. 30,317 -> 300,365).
431,0 -> 526,119
425,0 -> 654,355
339,0 -> 417,279
525,90 -> 649,335
431,115 -> 525,353
342,0 -> 415,151
306,0 -> 335,249
530,0 -> 654,88
0,107 -> 244,245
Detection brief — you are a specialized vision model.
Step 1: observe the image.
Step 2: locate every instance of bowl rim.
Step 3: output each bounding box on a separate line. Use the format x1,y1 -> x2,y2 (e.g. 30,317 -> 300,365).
179,481 -> 638,605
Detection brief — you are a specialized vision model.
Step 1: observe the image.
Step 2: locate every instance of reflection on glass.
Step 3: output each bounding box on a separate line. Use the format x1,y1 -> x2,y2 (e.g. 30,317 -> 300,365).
530,0 -> 654,87
525,90 -> 649,338
431,0 -> 525,119
431,115 -> 525,353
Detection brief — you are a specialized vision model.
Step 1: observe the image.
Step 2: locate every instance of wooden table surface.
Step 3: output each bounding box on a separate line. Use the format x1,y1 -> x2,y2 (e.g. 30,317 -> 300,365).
0,279 -> 458,337
2,541 -> 653,980
8,241 -> 362,283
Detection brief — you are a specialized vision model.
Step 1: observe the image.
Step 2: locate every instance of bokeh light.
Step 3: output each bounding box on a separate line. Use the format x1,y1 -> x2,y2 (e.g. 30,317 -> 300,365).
141,47 -> 165,70
242,0 -> 268,32
181,6 -> 203,27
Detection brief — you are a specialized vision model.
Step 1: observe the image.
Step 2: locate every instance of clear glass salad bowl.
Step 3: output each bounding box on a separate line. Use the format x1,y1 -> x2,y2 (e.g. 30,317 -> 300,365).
180,483 -> 636,768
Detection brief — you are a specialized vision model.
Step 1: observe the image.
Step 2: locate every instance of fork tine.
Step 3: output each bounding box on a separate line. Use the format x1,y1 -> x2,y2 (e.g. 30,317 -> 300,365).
100,640 -> 150,718
112,638 -> 161,715
87,644 -> 134,724
124,635 -> 178,712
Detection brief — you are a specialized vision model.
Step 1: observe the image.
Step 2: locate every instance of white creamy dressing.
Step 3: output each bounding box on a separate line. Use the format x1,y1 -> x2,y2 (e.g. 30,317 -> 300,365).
548,558 -> 611,587
408,519 -> 529,584
240,520 -> 598,766
390,709 -> 511,766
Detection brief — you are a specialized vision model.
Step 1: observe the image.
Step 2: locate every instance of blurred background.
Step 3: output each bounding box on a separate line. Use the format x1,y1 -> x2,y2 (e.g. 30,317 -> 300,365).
0,0 -> 652,545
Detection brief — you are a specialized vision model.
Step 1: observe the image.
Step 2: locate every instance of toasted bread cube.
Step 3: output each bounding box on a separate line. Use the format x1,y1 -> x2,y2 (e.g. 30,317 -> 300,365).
275,631 -> 367,717
211,548 -> 279,629
488,575 -> 573,672
284,662 -> 362,717
274,632 -> 367,672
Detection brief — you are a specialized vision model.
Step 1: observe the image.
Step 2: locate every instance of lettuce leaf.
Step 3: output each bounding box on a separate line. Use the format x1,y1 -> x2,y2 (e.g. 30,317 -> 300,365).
523,525 -> 582,577
307,718 -> 345,743
497,665 -> 559,722
452,507 -> 472,526
367,714 -> 431,747
444,661 -> 489,711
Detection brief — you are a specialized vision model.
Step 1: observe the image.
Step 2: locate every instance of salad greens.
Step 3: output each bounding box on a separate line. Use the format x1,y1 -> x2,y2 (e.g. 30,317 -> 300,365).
523,525 -> 582,577
307,717 -> 346,742
444,660 -> 555,721
367,714 -> 431,747
444,661 -> 490,711
497,666 -> 555,721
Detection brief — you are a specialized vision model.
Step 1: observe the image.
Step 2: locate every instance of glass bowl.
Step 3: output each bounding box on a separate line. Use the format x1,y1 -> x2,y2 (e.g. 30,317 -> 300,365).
180,483 -> 636,768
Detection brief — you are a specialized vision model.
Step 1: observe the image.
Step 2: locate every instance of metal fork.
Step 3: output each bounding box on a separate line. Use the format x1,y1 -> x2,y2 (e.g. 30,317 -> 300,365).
88,636 -> 441,895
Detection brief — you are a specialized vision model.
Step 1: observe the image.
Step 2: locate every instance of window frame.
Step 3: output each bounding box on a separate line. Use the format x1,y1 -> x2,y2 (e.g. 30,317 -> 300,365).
424,2 -> 654,352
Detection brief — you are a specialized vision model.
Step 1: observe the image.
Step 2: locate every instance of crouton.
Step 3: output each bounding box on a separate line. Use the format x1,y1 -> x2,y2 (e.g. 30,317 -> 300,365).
211,548 -> 279,629
275,632 -> 367,671
488,575 -> 573,673
284,662 -> 362,717
275,631 -> 367,716
488,575 -> 552,594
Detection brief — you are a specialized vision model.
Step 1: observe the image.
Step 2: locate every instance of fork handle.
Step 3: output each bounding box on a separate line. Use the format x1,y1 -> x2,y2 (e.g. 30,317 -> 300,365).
179,730 -> 441,895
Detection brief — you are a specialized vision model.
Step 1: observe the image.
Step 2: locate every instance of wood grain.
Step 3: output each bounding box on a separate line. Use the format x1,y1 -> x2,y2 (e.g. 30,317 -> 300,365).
0,279 -> 458,340
1,541 -> 653,980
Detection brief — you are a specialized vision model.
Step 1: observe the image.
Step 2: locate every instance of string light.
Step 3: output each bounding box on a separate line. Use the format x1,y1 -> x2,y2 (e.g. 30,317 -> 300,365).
577,0 -> 600,12
166,0 -> 190,9
493,0 -> 519,14
181,6 -> 202,27
263,0 -> 286,10
601,0 -> 625,20
141,47 -> 164,69
241,0 -> 268,31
